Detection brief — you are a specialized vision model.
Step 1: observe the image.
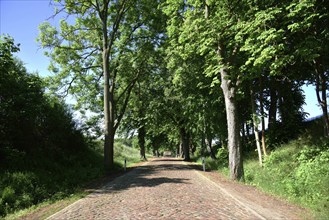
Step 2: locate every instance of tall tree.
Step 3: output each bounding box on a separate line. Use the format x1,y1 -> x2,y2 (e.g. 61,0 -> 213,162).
163,0 -> 247,180
38,0 -> 163,170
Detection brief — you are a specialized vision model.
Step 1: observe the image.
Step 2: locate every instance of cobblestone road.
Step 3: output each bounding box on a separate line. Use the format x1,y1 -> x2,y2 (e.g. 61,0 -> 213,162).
47,158 -> 305,220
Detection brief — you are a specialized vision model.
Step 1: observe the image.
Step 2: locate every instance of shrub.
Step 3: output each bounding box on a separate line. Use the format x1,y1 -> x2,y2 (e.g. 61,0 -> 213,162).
244,140 -> 329,218
294,149 -> 329,209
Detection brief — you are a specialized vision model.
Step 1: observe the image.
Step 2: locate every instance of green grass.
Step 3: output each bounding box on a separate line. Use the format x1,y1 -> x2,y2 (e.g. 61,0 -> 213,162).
198,139 -> 329,219
4,192 -> 86,220
114,141 -> 146,167
0,140 -> 143,219
195,137 -> 329,219
244,139 -> 329,219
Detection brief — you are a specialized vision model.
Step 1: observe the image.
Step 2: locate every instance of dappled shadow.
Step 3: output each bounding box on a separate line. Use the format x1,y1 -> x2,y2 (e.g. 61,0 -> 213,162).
94,176 -> 190,195
151,158 -> 183,162
90,158 -> 199,195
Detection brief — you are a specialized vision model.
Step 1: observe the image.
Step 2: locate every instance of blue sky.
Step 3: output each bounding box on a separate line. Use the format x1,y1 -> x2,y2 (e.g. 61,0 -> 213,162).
0,0 -> 323,119
0,0 -> 58,76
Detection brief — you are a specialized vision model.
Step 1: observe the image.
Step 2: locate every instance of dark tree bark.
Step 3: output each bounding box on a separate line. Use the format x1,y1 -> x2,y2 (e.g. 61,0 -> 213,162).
268,79 -> 278,130
180,127 -> 190,161
314,60 -> 329,136
207,136 -> 216,159
201,135 -> 207,156
246,122 -> 250,140
100,0 -> 130,171
138,126 -> 146,160
190,142 -> 197,156
259,77 -> 267,156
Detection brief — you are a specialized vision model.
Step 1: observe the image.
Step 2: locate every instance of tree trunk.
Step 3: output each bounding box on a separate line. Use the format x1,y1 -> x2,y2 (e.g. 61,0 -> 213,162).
268,79 -> 277,129
179,142 -> 183,158
259,78 -> 267,156
315,64 -> 329,136
246,122 -> 250,141
190,142 -> 196,156
180,127 -> 190,161
138,126 -> 146,160
250,88 -> 263,166
207,136 -> 216,159
220,67 -> 244,181
103,38 -> 113,170
101,2 -> 115,171
176,144 -> 180,157
201,134 -> 206,156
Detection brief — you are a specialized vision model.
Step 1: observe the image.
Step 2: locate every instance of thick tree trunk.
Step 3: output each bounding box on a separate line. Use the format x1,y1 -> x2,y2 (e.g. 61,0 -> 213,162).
180,127 -> 190,161
103,46 -> 113,170
104,86 -> 115,170
250,89 -> 263,166
220,67 -> 244,181
101,2 -> 115,171
138,126 -> 146,160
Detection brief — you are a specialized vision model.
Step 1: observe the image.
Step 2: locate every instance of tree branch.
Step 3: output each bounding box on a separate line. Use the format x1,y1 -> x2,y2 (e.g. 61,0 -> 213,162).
58,75 -> 78,98
114,73 -> 139,131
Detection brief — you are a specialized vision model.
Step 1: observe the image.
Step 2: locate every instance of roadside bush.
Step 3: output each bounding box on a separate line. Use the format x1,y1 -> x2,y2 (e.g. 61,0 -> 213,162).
244,140 -> 329,218
294,148 -> 329,210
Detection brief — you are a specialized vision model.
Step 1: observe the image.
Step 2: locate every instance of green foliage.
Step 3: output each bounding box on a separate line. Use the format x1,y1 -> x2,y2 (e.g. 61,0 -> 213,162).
0,145 -> 104,217
215,148 -> 229,167
244,140 -> 329,218
0,137 -> 142,218
195,148 -> 229,171
294,148 -> 329,208
114,140 -> 143,167
0,35 -> 105,217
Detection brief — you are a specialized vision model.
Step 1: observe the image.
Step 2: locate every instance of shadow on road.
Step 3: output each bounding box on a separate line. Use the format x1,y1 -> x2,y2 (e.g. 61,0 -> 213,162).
91,158 -> 198,194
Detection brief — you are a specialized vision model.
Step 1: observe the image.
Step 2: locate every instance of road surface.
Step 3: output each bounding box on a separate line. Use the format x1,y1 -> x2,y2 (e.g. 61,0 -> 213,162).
47,158 -> 308,219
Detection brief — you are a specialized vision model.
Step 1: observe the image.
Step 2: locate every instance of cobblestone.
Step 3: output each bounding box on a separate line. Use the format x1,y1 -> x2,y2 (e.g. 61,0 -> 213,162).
47,158 -> 306,219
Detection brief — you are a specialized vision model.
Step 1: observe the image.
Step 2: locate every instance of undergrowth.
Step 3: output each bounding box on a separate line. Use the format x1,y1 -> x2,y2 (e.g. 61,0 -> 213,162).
0,140 -> 142,218
244,139 -> 329,219
199,138 -> 329,219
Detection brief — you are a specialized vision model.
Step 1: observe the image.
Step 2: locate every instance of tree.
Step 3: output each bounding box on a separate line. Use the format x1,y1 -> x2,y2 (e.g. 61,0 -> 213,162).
0,35 -> 87,159
250,86 -> 263,166
38,0 -> 163,170
286,0 -> 329,135
163,0 -> 246,180
0,36 -> 45,153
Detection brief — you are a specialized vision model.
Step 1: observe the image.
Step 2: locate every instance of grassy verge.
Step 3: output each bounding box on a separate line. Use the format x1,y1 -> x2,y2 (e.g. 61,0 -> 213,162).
244,140 -> 329,219
195,139 -> 329,219
1,140 -> 144,219
4,193 -> 86,220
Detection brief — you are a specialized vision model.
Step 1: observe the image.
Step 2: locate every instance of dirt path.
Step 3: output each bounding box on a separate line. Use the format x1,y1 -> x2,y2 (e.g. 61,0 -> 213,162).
47,158 -> 310,219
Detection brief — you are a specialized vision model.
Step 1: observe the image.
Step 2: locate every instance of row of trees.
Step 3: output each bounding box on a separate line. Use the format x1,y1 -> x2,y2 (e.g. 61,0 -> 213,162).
39,0 -> 328,180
